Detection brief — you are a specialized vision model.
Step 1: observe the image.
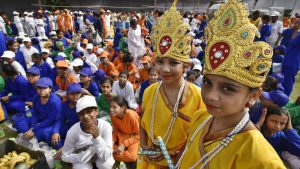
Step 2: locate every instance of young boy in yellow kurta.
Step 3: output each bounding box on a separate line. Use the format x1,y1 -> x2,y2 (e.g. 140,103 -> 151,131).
137,1 -> 206,168
175,0 -> 286,168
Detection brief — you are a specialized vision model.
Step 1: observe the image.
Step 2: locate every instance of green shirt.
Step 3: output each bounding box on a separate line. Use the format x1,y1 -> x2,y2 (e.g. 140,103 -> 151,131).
52,46 -> 74,61
96,94 -> 110,117
285,100 -> 300,130
0,76 -> 5,92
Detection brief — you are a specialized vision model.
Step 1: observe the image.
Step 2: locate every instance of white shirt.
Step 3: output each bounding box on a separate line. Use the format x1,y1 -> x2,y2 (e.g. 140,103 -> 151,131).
128,25 -> 146,58
112,81 -> 138,110
0,16 -> 7,34
183,18 -> 189,25
20,46 -> 39,68
46,57 -> 55,69
62,119 -> 114,168
35,18 -> 45,33
190,18 -> 199,30
76,43 -> 98,65
267,20 -> 283,46
12,61 -> 26,78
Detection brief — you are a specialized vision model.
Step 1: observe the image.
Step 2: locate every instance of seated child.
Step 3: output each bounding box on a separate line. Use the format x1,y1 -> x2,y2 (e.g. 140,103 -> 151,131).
31,53 -> 52,78
79,67 -> 99,97
61,95 -> 115,169
112,71 -> 138,110
97,77 -> 114,122
138,55 -> 152,83
24,77 -> 63,149
186,70 -> 198,85
139,68 -> 158,104
110,96 -> 140,169
260,105 -> 300,169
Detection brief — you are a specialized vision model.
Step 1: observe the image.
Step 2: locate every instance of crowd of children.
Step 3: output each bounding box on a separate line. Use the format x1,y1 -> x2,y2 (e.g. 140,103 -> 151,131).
0,0 -> 299,168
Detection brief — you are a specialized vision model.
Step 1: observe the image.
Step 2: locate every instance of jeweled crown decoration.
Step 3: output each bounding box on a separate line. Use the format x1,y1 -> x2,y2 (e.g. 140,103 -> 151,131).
151,0 -> 192,63
204,0 -> 273,88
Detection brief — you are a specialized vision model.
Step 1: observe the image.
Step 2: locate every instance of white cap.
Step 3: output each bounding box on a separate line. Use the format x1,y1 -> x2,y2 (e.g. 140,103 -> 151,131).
1,51 -> 15,59
28,13 -> 33,16
41,48 -> 50,54
58,52 -> 67,58
71,58 -> 84,67
24,12 -> 28,15
193,39 -> 201,45
193,64 -> 202,71
96,48 -> 104,54
107,10 -> 111,13
23,37 -> 31,42
190,58 -> 201,66
270,11 -> 280,17
41,35 -> 48,40
50,31 -> 57,36
13,11 -> 19,15
86,43 -> 93,50
76,95 -> 98,113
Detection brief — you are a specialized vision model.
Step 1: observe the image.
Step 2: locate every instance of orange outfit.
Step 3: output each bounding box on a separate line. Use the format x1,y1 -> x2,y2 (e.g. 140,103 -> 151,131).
64,13 -> 73,32
57,14 -> 64,32
112,109 -> 140,162
99,62 -> 116,77
116,63 -> 138,89
108,49 -> 115,62
113,56 -> 122,67
55,74 -> 77,91
139,68 -> 148,82
101,15 -> 107,39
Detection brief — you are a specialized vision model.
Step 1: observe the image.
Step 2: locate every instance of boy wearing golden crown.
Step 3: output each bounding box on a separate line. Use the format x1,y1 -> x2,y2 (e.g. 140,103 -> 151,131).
138,1 -> 206,168
174,0 -> 286,168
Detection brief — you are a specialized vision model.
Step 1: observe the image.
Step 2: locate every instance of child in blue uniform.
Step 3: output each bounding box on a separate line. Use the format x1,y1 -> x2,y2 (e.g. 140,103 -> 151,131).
260,105 -> 300,168
25,67 -> 40,107
24,77 -> 62,149
0,64 -> 28,114
255,15 -> 271,42
31,53 -> 52,78
52,83 -> 82,150
79,67 -> 99,97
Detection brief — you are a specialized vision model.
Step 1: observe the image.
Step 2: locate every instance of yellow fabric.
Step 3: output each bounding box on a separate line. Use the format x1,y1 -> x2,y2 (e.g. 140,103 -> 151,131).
138,82 -> 205,168
180,109 -> 286,169
250,17 -> 261,28
0,103 -> 5,121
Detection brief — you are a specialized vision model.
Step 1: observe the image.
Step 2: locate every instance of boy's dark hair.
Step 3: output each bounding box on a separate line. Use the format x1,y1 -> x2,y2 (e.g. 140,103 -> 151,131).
110,95 -> 129,108
266,105 -> 289,118
31,53 -> 41,58
263,76 -> 278,92
262,15 -> 271,22
122,55 -> 134,63
186,70 -> 197,78
147,67 -> 156,74
2,64 -> 19,77
101,77 -> 114,86
6,39 -> 17,48
119,71 -> 129,78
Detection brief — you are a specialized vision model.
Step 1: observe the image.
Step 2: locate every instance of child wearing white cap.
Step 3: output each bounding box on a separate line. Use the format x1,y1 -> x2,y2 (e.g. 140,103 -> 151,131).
76,42 -> 97,65
19,37 -> 39,68
61,95 -> 115,169
1,51 -> 26,78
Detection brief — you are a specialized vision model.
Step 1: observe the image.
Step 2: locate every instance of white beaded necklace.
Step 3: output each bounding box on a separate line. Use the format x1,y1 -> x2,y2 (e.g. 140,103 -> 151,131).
175,108 -> 250,169
150,80 -> 186,146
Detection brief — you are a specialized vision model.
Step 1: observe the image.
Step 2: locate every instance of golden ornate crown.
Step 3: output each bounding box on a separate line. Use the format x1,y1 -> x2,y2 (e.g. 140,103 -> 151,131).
151,0 -> 192,63
204,0 -> 273,88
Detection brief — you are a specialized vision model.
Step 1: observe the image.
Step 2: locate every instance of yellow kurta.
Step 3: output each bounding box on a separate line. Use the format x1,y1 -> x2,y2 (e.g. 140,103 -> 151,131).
138,82 -> 205,169
179,109 -> 286,169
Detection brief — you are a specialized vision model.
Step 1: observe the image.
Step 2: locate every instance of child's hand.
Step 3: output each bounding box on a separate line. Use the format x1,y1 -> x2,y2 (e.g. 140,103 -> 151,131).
51,133 -> 61,146
85,124 -> 99,138
286,113 -> 293,130
256,108 -> 267,130
24,129 -> 35,139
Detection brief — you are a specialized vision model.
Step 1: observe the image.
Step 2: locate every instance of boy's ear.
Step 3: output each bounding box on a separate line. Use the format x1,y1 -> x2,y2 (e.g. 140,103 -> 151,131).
249,88 -> 262,104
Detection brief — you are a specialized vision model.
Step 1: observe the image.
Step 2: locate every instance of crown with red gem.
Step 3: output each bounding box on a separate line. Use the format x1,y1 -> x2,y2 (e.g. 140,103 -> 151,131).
151,0 -> 192,63
203,0 -> 272,88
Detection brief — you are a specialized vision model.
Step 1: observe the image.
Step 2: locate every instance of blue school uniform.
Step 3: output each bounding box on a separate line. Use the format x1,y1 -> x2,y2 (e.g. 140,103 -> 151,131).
32,62 -> 52,78
255,24 -> 271,42
139,80 -> 151,104
24,83 -> 37,103
53,100 -> 79,141
249,101 -> 263,124
15,49 -> 27,71
31,93 -> 62,149
282,34 -> 300,96
80,81 -> 99,97
263,128 -> 300,157
0,30 -> 7,56
280,28 -> 297,48
0,75 -> 29,113
272,54 -> 284,63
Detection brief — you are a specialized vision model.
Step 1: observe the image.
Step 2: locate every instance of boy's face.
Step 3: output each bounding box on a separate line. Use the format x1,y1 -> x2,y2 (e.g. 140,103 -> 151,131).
143,62 -> 151,69
68,92 -> 81,103
36,86 -> 51,97
24,42 -> 31,48
3,58 -> 13,64
42,53 -> 49,59
27,73 -> 40,84
57,32 -> 64,39
119,74 -> 128,85
78,107 -> 98,126
100,82 -> 112,95
80,75 -> 90,83
265,114 -> 288,135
